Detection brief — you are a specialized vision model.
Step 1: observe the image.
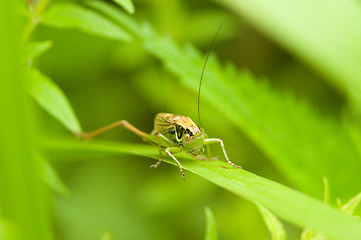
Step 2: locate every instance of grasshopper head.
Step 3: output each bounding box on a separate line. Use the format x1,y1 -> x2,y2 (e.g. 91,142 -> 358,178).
182,128 -> 205,156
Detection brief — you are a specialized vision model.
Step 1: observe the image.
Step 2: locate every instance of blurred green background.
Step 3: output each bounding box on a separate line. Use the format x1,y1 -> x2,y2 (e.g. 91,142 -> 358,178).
3,0 -> 361,239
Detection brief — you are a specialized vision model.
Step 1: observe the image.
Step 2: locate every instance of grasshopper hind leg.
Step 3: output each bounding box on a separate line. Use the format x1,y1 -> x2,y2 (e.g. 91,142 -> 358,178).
81,120 -> 149,140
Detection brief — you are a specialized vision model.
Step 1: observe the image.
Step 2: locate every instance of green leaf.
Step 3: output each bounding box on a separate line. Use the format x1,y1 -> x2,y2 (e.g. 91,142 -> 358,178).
204,207 -> 218,240
112,0 -> 134,14
39,155 -> 69,197
218,0 -> 361,117
341,192 -> 361,216
301,228 -> 327,240
41,138 -> 361,240
24,68 -> 82,134
41,3 -> 132,42
22,40 -> 53,63
257,204 -> 286,240
86,1 -> 140,35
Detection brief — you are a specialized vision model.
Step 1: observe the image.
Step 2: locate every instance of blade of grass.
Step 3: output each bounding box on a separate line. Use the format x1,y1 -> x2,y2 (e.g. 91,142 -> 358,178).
41,3 -> 132,42
0,1 -> 53,239
340,192 -> 361,216
24,68 -> 82,134
42,138 -> 361,240
257,204 -> 286,240
86,1 -> 140,34
204,207 -> 218,240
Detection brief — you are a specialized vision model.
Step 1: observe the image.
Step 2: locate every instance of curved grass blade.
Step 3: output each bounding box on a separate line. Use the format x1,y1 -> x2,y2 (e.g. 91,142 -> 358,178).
257,204 -> 286,240
41,139 -> 361,240
204,207 -> 218,240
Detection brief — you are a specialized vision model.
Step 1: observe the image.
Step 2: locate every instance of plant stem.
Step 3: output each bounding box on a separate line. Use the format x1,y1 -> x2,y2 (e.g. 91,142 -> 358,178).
21,0 -> 50,44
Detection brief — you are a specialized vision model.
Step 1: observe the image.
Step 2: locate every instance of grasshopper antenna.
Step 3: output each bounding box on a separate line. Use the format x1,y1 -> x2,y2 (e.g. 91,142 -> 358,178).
198,23 -> 223,128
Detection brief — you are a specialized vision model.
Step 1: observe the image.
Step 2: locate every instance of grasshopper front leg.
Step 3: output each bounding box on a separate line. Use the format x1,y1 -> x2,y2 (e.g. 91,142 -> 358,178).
204,138 -> 242,169
150,147 -> 185,180
81,121 -> 186,179
165,147 -> 185,180
151,133 -> 185,180
149,133 -> 175,169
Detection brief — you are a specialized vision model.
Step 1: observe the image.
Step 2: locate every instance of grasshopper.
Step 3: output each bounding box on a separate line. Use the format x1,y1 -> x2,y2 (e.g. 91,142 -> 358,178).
81,26 -> 241,180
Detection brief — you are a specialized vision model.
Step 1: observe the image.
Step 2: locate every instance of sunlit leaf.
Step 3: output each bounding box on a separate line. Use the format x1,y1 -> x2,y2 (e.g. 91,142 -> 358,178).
257,204 -> 286,240
42,3 -> 132,41
86,1 -> 140,35
112,0 -> 134,14
24,68 -> 82,134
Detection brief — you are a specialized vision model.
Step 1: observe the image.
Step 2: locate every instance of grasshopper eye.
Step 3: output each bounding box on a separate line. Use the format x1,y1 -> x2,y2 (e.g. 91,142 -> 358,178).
184,133 -> 191,141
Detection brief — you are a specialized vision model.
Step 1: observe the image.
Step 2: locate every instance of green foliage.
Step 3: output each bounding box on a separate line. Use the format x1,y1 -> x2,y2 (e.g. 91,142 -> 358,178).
111,0 -> 135,14
301,183 -> 361,240
204,207 -> 218,240
24,68 -> 82,134
40,155 -> 69,196
42,3 -> 132,41
219,0 -> 361,116
22,40 -> 53,63
257,204 -> 286,240
339,192 -> 361,216
0,1 -> 53,239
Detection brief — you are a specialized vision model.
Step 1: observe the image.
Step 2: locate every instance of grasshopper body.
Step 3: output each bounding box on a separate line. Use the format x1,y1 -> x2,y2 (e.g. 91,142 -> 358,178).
82,113 -> 241,180
82,25 -> 241,179
152,113 -> 205,156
